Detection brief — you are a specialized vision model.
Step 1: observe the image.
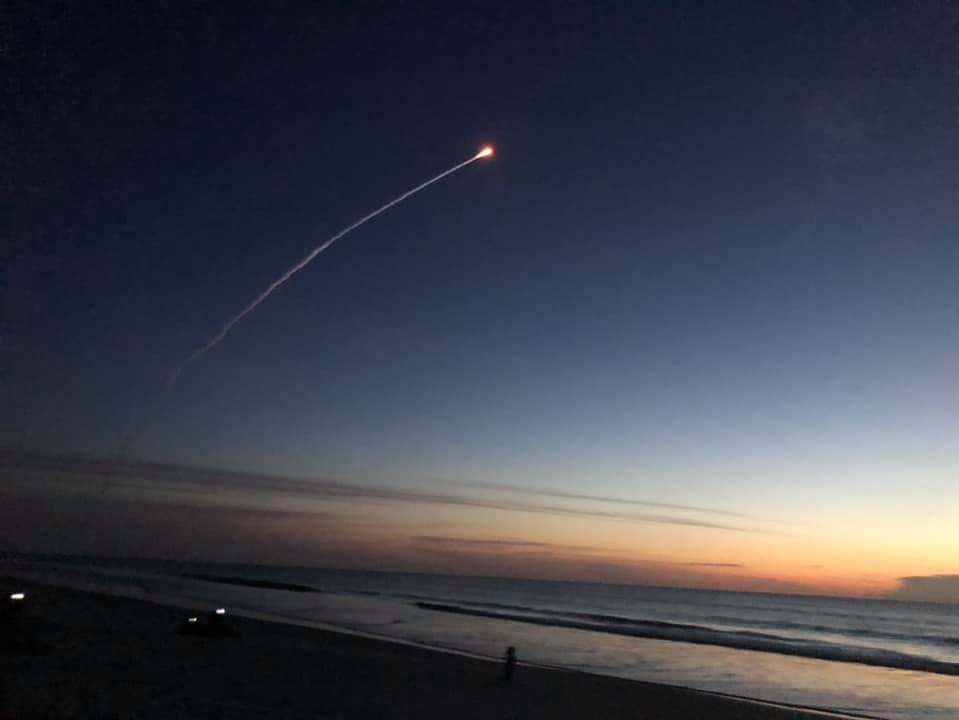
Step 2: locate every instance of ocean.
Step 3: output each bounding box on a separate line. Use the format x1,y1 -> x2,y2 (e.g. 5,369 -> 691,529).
5,557 -> 959,719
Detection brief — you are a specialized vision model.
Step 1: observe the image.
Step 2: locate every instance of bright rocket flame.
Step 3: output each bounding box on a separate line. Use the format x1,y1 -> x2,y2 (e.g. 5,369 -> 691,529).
475,146 -> 494,159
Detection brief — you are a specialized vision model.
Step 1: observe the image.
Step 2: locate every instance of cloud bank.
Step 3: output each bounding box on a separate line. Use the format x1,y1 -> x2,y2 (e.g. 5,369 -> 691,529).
889,575 -> 959,604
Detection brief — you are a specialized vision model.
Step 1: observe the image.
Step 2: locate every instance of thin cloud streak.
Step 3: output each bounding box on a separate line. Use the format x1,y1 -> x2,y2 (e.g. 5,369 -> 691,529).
465,481 -> 751,519
410,536 -> 596,551
0,451 -> 770,535
412,536 -> 556,548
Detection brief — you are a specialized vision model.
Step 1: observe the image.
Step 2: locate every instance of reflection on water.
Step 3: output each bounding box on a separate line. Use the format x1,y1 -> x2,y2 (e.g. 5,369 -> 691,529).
6,560 -> 959,720
280,593 -> 959,720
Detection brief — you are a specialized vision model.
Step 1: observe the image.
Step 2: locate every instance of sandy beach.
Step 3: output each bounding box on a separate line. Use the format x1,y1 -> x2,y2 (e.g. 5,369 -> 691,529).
0,579 -> 864,720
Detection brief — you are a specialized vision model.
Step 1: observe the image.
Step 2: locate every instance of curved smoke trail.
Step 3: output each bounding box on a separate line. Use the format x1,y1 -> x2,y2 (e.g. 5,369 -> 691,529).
169,148 -> 492,384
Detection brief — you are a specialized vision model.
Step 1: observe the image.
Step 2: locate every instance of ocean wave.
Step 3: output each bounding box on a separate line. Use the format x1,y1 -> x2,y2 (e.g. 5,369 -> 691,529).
378,592 -> 959,651
414,601 -> 959,677
183,573 -> 319,593
699,614 -> 959,648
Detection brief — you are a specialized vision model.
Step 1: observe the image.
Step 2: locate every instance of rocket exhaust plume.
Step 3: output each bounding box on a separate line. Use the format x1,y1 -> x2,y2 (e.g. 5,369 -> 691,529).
169,146 -> 494,384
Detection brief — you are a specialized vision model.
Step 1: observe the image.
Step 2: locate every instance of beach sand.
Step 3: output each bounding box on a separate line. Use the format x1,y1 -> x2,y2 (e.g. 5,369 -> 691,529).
1,579 -> 849,719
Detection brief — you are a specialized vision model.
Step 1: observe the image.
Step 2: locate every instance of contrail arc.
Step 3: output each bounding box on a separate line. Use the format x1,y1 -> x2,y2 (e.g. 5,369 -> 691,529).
169,149 -> 490,384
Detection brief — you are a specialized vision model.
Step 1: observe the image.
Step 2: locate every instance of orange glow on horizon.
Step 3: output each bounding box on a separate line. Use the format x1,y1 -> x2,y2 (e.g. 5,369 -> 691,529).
7,449 -> 955,601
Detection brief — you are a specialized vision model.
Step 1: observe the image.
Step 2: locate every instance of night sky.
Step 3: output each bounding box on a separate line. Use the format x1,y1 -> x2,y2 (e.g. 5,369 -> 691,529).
3,2 -> 958,598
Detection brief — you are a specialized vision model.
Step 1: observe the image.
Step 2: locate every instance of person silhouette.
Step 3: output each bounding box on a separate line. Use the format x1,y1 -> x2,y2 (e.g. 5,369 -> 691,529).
502,645 -> 516,687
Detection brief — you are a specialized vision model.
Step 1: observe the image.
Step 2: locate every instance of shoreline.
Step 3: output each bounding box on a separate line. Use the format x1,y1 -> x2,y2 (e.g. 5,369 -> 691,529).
0,577 -> 881,720
176,570 -> 956,679
233,608 -> 882,720
413,600 -> 959,678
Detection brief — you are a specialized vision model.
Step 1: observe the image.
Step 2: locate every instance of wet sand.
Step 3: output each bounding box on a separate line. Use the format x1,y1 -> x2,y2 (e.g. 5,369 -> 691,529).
0,579 -> 862,719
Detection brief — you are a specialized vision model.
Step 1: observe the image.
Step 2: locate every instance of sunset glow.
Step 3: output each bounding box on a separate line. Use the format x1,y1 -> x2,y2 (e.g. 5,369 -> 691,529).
2,452 -> 956,600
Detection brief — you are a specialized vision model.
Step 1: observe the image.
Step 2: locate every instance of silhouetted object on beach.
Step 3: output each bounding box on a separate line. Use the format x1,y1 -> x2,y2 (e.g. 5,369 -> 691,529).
1,591 -> 34,651
502,645 -> 516,686
179,608 -> 233,637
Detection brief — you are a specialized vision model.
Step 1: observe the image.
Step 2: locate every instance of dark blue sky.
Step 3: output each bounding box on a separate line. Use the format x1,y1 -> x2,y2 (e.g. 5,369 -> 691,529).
4,0 -> 958,526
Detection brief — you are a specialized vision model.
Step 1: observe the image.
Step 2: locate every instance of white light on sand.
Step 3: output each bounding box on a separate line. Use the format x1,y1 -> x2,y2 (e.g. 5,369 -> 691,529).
9,592 -> 25,601
187,617 -> 198,623
215,608 -> 226,615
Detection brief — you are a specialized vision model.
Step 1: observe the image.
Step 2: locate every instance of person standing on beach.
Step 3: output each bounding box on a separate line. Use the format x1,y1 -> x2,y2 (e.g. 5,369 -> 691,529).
502,646 -> 516,687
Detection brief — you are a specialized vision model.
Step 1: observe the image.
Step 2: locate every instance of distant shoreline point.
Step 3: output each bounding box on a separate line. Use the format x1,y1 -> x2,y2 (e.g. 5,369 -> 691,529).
182,573 -> 318,593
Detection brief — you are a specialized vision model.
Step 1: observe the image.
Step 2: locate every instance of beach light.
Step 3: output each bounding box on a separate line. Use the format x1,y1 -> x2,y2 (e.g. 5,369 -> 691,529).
215,608 -> 226,615
187,616 -> 198,623
2,591 -> 31,651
